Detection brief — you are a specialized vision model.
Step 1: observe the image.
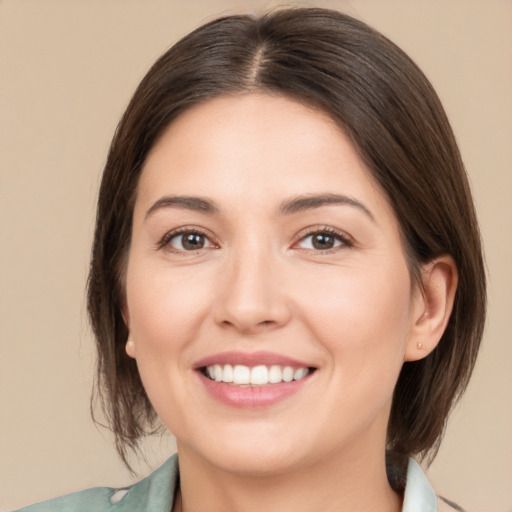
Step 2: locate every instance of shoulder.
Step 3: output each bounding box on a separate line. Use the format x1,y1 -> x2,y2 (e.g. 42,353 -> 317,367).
12,486 -> 115,512
11,454 -> 178,512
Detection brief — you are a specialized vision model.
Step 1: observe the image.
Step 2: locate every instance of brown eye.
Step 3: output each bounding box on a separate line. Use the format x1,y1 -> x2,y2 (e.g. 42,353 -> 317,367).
311,233 -> 336,250
169,232 -> 213,251
297,230 -> 349,251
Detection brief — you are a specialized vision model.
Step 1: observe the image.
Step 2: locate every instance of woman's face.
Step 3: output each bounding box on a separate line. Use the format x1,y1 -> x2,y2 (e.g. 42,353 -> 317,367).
125,94 -> 424,475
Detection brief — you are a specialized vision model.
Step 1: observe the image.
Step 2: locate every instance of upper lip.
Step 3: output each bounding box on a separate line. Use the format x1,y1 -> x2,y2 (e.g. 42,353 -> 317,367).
193,351 -> 314,370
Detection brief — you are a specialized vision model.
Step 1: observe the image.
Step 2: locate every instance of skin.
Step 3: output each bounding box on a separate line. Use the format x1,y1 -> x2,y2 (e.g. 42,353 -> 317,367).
124,94 -> 457,512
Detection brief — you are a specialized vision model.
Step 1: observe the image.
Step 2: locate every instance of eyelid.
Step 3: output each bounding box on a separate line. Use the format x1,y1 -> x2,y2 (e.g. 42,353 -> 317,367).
292,225 -> 354,252
156,224 -> 353,253
157,225 -> 219,252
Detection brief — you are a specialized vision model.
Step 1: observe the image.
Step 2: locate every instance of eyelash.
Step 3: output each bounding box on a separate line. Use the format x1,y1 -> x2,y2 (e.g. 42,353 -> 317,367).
157,226 -> 217,253
293,226 -> 354,253
157,226 -> 353,253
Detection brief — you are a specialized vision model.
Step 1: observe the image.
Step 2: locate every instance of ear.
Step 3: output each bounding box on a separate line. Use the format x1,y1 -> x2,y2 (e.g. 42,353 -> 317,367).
404,255 -> 458,362
125,338 -> 136,358
121,303 -> 136,358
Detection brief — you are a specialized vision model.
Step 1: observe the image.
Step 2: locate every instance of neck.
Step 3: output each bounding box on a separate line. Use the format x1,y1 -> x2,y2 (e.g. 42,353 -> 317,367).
174,442 -> 402,512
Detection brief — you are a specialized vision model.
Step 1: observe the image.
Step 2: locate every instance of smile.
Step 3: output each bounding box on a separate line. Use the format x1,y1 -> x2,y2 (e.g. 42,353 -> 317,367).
203,364 -> 312,386
194,351 -> 317,407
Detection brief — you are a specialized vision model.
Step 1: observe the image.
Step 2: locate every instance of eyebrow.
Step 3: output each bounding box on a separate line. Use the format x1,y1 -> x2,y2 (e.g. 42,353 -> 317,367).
280,193 -> 375,222
145,193 -> 375,222
145,195 -> 220,219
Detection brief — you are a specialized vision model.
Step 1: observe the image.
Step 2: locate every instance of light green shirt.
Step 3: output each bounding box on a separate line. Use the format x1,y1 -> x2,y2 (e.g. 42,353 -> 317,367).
14,455 -> 446,511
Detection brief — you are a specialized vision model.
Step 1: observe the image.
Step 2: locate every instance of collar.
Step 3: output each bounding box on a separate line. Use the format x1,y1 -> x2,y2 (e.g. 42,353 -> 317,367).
402,458 -> 438,512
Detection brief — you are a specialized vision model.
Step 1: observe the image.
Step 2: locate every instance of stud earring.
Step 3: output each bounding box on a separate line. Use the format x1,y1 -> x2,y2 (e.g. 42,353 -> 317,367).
417,342 -> 423,350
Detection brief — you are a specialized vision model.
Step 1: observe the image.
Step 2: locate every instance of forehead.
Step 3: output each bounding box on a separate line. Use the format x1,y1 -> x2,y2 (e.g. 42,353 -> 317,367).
136,93 -> 394,222
146,93 -> 347,171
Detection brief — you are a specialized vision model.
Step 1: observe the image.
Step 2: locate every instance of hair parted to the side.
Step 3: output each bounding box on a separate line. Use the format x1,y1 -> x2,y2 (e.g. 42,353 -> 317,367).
87,8 -> 486,472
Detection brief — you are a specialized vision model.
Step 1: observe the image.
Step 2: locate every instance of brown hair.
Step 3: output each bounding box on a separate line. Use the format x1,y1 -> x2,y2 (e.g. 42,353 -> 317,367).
87,8 -> 486,470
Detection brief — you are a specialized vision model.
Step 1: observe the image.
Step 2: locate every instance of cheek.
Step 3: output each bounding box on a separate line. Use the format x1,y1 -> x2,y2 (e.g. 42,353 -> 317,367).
123,264 -> 215,430
296,260 -> 413,373
125,262 -> 213,358
295,262 -> 413,438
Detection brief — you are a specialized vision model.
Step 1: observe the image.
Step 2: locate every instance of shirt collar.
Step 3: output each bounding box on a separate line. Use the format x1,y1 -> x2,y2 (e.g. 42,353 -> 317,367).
402,458 -> 438,512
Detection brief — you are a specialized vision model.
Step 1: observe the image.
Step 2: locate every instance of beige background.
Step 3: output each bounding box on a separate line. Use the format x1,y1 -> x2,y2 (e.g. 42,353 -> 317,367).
1,1 -> 511,511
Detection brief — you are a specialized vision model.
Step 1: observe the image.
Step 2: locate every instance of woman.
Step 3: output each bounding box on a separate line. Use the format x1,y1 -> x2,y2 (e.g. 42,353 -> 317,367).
16,7 -> 485,512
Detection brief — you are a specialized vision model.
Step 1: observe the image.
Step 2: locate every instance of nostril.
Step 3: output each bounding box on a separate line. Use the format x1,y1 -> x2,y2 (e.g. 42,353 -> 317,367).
220,318 -> 276,332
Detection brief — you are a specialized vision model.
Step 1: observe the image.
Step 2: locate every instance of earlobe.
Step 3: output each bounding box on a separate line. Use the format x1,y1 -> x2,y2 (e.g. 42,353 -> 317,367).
405,255 -> 458,362
126,338 -> 136,358
121,305 -> 136,358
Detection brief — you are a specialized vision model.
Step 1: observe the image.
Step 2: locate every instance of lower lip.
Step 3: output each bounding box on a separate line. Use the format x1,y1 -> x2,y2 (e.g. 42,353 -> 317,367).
197,372 -> 310,408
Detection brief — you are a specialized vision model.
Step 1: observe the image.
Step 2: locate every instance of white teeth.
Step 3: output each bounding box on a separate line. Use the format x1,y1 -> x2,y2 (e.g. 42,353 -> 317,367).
233,365 -> 250,384
250,365 -> 268,385
268,365 -> 282,383
282,366 -> 294,382
204,364 -> 311,386
294,368 -> 308,380
222,364 -> 234,383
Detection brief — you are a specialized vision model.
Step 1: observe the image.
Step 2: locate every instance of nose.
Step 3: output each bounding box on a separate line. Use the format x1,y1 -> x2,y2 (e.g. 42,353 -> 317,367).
213,246 -> 292,335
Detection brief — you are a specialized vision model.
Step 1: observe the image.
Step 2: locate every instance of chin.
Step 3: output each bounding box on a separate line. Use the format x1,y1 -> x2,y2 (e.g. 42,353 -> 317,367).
210,449 -> 303,477
179,429 -> 308,477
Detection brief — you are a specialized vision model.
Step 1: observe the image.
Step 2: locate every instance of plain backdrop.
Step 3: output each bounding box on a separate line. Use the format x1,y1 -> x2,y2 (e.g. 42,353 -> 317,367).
1,1 -> 511,511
